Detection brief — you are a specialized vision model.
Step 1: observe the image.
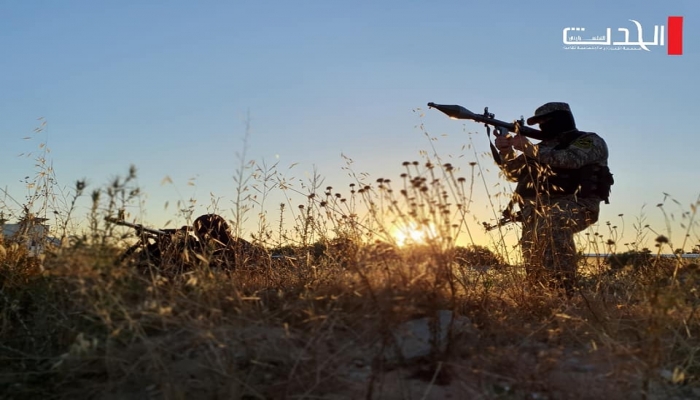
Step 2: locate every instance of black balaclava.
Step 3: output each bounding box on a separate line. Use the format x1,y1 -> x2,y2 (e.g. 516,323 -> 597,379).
538,110 -> 577,139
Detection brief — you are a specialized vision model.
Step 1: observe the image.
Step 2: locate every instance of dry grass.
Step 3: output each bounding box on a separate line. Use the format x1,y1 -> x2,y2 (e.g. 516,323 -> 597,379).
1,123 -> 700,399
2,234 -> 699,400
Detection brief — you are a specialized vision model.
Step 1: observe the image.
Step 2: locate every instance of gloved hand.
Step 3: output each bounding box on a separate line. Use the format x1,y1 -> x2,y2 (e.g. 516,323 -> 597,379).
510,134 -> 532,152
494,135 -> 512,152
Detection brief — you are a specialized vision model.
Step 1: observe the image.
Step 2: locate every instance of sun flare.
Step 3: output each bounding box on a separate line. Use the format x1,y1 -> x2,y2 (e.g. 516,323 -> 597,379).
391,221 -> 439,247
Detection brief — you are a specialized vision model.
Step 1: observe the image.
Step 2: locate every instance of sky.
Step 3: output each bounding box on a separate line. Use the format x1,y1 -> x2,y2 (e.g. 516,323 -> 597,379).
1,0 -> 698,254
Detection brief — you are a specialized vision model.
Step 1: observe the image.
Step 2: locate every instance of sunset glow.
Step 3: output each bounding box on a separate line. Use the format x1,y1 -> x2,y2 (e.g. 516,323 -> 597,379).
391,221 -> 439,247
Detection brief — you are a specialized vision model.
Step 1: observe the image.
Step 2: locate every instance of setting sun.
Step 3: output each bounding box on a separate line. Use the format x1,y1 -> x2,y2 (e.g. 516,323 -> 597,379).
391,221 -> 439,247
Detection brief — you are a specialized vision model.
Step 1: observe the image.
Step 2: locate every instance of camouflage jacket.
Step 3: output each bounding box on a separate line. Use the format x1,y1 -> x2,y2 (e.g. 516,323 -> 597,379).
498,130 -> 609,206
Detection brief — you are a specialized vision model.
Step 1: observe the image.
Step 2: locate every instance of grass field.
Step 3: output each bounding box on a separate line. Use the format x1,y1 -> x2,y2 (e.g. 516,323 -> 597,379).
2,134 -> 699,399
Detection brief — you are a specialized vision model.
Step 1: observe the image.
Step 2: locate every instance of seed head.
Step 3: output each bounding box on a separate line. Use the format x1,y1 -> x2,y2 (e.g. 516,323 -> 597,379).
655,235 -> 669,244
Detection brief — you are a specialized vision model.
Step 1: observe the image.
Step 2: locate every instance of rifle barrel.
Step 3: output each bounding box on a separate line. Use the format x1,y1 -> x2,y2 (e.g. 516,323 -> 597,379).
105,216 -> 167,236
427,102 -> 548,140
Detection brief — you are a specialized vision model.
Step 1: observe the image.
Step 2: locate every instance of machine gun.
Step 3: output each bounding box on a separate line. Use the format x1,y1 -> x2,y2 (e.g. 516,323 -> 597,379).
426,102 -> 548,141
105,216 -> 189,237
105,216 -> 196,268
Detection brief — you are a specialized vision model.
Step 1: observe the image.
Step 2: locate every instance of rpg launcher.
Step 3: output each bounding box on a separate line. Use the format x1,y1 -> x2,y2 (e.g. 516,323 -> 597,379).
426,102 -> 548,141
427,102 -> 535,232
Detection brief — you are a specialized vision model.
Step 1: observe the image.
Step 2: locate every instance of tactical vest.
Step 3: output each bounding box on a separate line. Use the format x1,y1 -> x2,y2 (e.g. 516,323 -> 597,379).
515,130 -> 614,204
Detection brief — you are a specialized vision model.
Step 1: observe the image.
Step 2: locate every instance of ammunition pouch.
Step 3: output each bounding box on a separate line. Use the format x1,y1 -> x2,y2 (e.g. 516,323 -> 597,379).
578,164 -> 614,204
515,161 -> 614,204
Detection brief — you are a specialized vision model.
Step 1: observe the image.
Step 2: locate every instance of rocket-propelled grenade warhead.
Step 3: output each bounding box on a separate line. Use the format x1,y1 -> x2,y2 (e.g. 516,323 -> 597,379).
427,102 -> 548,140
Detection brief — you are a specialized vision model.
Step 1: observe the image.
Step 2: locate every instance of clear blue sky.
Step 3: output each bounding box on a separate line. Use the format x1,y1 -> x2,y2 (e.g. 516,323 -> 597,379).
1,1 -> 698,252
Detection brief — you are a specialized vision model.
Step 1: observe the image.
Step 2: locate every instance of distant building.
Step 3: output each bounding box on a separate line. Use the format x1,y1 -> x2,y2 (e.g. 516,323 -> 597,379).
1,217 -> 59,256
583,253 -> 700,259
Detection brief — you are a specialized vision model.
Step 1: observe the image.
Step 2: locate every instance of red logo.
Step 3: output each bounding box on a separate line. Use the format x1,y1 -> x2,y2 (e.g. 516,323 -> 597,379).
667,16 -> 683,55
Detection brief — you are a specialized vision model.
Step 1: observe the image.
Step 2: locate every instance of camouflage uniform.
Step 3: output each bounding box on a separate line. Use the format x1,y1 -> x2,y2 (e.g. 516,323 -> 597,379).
193,213 -> 269,270
498,102 -> 610,293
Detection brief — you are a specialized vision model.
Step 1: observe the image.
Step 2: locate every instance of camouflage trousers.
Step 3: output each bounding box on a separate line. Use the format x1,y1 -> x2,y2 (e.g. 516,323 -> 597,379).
519,196 -> 599,295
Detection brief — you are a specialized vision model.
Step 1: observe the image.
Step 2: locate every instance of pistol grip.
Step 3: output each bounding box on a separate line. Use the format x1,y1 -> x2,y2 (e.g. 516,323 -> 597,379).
495,126 -> 509,137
